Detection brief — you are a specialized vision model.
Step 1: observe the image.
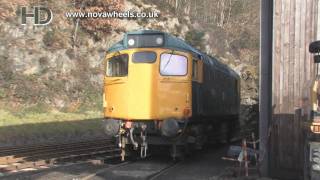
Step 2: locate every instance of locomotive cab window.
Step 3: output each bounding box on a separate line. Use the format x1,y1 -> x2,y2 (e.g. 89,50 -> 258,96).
106,54 -> 128,77
192,59 -> 198,80
192,59 -> 203,82
160,53 -> 187,76
133,51 -> 157,63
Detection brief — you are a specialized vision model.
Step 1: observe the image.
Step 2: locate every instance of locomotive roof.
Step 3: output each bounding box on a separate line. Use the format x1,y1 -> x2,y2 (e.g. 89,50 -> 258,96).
107,30 -> 239,79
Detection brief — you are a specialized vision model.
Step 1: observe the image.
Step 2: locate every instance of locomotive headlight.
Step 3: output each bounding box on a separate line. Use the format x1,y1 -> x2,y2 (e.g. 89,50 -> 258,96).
156,37 -> 163,45
128,39 -> 135,46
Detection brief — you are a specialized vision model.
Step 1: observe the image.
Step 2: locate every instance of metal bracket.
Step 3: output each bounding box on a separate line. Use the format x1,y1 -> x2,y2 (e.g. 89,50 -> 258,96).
140,130 -> 148,158
129,128 -> 138,150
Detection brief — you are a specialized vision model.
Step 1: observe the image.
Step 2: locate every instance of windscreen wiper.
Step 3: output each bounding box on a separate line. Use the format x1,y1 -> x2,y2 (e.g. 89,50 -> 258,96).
162,49 -> 175,72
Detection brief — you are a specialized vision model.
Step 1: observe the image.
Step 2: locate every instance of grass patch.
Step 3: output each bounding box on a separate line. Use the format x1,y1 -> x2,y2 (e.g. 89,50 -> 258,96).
0,110 -> 105,145
0,109 -> 103,127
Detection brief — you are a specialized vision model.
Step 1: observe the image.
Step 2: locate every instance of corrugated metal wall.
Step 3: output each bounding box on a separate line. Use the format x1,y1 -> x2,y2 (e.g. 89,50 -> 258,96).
271,0 -> 318,178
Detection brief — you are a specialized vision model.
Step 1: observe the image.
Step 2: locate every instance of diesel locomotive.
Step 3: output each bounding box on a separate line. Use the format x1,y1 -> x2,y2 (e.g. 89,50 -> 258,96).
103,30 -> 240,160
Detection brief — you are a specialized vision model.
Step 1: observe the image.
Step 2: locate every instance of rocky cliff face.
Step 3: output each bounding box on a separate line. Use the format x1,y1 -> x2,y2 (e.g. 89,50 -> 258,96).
0,0 -> 259,130
0,0 -> 192,116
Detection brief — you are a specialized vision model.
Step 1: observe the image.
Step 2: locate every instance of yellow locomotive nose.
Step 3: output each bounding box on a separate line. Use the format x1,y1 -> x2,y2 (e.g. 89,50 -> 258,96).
128,56 -> 156,119
104,48 -> 192,121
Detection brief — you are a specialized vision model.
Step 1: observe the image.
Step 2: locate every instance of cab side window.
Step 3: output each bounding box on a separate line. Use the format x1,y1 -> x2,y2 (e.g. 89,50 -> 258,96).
192,59 -> 198,80
192,58 -> 203,82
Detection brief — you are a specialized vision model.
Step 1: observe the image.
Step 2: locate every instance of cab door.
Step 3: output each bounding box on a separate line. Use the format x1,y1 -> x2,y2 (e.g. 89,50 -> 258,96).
104,53 -> 129,119
157,51 -> 192,119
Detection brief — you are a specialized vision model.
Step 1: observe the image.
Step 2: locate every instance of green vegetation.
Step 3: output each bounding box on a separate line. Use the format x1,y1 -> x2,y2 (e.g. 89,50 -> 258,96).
0,109 -> 102,127
0,109 -> 104,145
0,108 -> 103,145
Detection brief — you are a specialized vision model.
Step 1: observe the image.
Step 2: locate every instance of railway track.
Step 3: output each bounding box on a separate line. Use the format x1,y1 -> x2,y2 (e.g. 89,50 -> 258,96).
79,159 -> 183,180
0,138 -> 120,173
0,125 -> 253,178
146,161 -> 181,180
1,142 -> 234,179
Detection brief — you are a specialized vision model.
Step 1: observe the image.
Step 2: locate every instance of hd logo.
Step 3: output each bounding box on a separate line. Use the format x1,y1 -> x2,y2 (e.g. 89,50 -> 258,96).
21,7 -> 53,25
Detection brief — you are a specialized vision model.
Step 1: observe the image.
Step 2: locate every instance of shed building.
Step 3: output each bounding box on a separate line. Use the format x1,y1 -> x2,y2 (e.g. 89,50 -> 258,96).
260,0 -> 319,179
